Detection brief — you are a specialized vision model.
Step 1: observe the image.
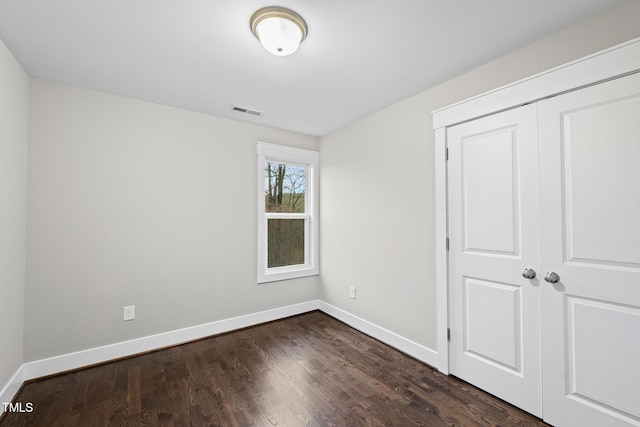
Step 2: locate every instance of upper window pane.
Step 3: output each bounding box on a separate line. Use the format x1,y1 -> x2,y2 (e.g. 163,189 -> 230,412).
265,162 -> 306,213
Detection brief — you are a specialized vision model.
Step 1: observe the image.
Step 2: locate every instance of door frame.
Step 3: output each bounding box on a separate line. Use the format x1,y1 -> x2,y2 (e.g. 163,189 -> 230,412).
432,37 -> 640,375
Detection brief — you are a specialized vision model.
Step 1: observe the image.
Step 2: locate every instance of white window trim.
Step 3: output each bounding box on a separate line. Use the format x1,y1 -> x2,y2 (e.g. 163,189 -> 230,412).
257,142 -> 319,283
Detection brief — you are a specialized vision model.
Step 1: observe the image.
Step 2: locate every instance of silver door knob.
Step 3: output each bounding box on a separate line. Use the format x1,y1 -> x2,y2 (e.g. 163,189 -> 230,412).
522,268 -> 536,279
544,271 -> 560,283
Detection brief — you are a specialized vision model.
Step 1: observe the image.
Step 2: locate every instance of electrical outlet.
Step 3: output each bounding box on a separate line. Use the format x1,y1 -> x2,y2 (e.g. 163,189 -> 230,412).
123,305 -> 135,321
349,286 -> 356,299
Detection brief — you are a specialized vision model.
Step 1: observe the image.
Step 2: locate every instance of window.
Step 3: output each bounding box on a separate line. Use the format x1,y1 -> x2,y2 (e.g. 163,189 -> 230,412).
257,142 -> 319,283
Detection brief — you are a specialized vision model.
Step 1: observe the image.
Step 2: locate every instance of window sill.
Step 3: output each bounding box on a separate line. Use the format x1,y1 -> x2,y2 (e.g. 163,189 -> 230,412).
258,266 -> 319,284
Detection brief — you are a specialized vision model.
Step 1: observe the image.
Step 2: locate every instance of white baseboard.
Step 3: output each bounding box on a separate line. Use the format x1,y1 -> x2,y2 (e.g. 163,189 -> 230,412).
21,300 -> 319,382
317,301 -> 438,368
2,300 -> 438,406
0,365 -> 24,406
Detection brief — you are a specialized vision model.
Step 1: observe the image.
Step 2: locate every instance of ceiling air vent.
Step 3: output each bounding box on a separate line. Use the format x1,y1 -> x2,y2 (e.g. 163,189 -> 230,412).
231,105 -> 265,116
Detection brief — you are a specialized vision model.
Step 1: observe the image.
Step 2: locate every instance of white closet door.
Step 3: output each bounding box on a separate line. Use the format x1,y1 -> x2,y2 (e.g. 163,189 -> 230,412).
447,104 -> 542,417
538,72 -> 640,427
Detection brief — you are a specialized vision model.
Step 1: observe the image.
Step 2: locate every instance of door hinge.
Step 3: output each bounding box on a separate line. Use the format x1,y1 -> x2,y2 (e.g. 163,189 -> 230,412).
445,147 -> 449,161
447,328 -> 451,342
446,237 -> 449,251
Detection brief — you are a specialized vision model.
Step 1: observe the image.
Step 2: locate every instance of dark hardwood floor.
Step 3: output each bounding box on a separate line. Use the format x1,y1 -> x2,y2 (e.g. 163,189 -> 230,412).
1,311 -> 549,426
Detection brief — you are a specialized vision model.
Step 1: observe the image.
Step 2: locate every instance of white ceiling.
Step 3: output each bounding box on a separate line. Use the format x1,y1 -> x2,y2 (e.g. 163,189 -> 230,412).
0,0 -> 626,136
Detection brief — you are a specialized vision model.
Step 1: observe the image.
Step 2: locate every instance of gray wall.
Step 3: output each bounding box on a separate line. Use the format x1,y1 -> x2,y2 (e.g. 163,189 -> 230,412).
25,80 -> 320,361
319,0 -> 640,350
0,39 -> 28,388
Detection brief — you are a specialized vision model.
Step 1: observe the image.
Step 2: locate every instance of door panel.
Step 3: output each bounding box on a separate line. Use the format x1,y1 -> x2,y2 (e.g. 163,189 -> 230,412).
464,277 -> 522,372
539,72 -> 640,427
561,95 -> 640,268
448,104 -> 542,417
461,127 -> 519,256
567,297 -> 640,420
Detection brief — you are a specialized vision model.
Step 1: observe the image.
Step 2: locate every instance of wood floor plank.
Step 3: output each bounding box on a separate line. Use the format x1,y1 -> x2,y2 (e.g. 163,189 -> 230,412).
1,311 -> 549,426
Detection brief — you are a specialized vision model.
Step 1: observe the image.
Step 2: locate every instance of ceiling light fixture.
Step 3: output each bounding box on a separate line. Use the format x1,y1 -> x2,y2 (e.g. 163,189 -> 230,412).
250,6 -> 308,56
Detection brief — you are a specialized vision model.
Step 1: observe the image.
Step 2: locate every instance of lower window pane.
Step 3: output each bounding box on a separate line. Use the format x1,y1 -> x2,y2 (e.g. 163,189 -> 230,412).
268,219 -> 305,268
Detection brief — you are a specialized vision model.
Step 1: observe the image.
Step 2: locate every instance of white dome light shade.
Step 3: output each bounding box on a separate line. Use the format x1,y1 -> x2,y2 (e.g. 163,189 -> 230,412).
257,17 -> 302,56
250,7 -> 308,57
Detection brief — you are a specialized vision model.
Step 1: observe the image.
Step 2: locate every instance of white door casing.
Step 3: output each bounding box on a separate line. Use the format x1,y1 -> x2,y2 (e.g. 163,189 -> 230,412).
538,72 -> 640,427
447,105 -> 542,416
